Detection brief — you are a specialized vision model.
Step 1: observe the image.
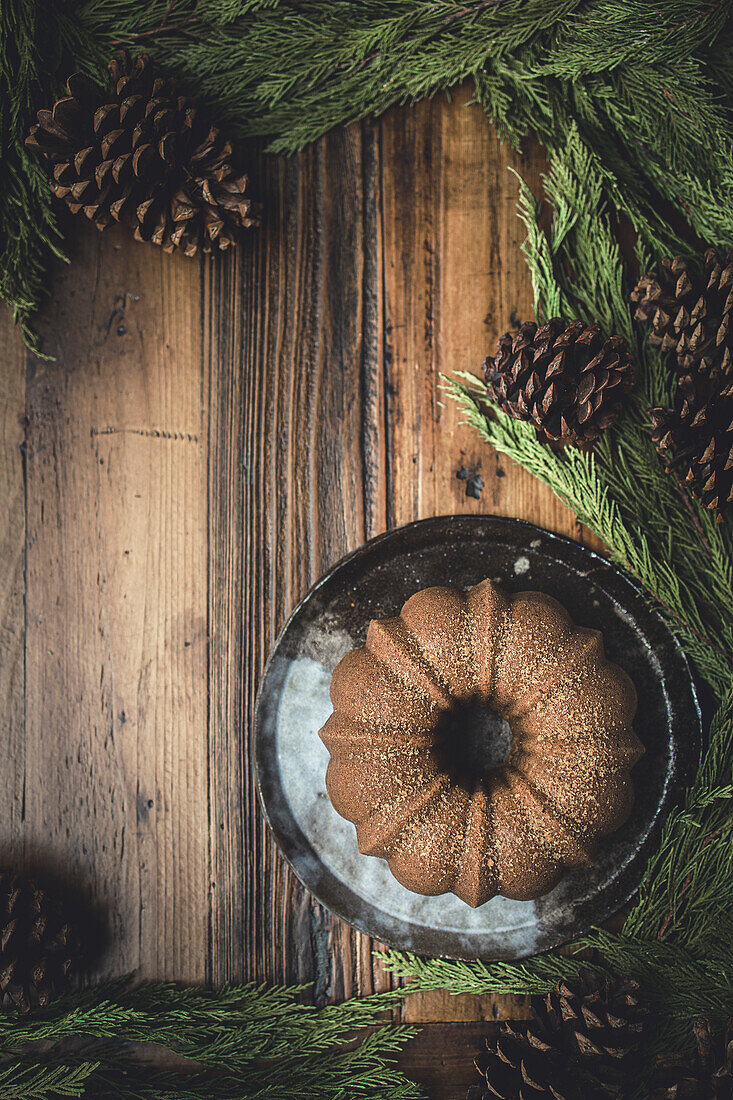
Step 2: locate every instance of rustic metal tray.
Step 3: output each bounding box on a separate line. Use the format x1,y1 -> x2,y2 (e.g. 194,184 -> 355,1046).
254,515 -> 701,960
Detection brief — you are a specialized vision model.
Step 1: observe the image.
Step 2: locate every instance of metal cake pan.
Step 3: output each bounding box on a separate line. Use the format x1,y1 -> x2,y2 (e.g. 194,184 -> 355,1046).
254,515 -> 702,960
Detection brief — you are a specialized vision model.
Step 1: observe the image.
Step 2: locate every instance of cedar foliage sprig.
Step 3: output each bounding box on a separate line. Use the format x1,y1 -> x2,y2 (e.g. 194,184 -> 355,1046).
0,1 -> 67,353
0,1059 -> 99,1099
0,981 -> 422,1099
624,684 -> 733,952
7,0 -> 733,344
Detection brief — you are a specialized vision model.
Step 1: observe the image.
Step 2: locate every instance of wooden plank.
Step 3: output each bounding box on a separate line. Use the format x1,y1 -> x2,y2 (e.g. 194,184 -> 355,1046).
206,122 -> 391,999
24,224 -> 208,982
381,84 -> 581,539
401,986 -> 531,1025
0,311 -> 27,862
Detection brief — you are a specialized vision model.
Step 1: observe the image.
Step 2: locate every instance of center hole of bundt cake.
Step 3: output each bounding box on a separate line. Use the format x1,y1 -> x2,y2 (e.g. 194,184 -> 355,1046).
433,700 -> 513,788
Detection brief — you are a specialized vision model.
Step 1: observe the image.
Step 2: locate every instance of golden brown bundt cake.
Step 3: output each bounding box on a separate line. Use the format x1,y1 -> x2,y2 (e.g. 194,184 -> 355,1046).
318,579 -> 642,907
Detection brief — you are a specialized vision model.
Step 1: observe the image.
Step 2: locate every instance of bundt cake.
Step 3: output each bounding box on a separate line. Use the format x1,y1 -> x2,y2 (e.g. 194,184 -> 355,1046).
318,579 -> 642,907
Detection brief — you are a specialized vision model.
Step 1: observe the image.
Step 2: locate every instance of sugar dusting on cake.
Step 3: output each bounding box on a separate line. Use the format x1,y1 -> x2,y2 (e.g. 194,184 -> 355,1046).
320,579 -> 641,907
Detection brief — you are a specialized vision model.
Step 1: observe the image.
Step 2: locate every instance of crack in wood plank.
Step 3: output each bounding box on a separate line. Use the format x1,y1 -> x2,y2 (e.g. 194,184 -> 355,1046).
91,427 -> 200,442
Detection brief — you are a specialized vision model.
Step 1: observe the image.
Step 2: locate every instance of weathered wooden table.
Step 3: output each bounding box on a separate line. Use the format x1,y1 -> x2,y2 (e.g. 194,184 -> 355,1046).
0,85 -> 602,1096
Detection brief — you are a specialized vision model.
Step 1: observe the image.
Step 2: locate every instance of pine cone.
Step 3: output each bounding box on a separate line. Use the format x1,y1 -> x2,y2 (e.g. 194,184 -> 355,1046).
26,52 -> 259,256
649,359 -> 733,517
635,248 -> 733,517
483,318 -> 635,445
470,975 -> 647,1100
631,249 -> 733,377
0,872 -> 84,1013
653,1017 -> 733,1099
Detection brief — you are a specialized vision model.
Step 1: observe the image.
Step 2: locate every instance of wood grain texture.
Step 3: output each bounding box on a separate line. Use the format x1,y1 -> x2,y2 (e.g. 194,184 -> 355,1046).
0,83 -> 604,1057
23,227 -> 208,982
0,310 -> 26,862
382,88 -> 577,537
206,121 -> 391,1001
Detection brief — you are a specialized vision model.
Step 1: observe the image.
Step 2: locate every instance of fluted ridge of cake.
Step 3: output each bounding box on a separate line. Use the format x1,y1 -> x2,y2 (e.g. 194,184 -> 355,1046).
319,578 -> 642,907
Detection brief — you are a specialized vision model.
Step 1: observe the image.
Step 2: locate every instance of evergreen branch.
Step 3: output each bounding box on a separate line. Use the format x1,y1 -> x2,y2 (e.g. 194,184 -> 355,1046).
452,129 -> 733,694
240,1026 -> 422,1099
380,930 -> 733,1051
0,984 -> 422,1099
0,1040 -> 424,1100
510,167 -> 565,320
0,1060 -> 99,1099
377,948 -> 604,997
624,681 -> 733,948
7,1 -> 733,341
0,982 -> 411,1066
0,1 -> 68,352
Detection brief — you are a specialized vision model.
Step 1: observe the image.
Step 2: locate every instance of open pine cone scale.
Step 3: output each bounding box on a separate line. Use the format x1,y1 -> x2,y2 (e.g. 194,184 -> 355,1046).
471,1024 -> 577,1100
649,360 -> 733,515
632,250 -> 733,374
653,1016 -> 733,1098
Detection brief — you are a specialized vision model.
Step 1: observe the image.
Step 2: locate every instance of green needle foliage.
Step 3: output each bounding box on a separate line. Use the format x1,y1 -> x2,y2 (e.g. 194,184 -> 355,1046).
0,982 -> 422,1099
0,1060 -> 99,1099
5,0 -> 733,345
0,1 -> 66,353
625,687 -> 733,952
